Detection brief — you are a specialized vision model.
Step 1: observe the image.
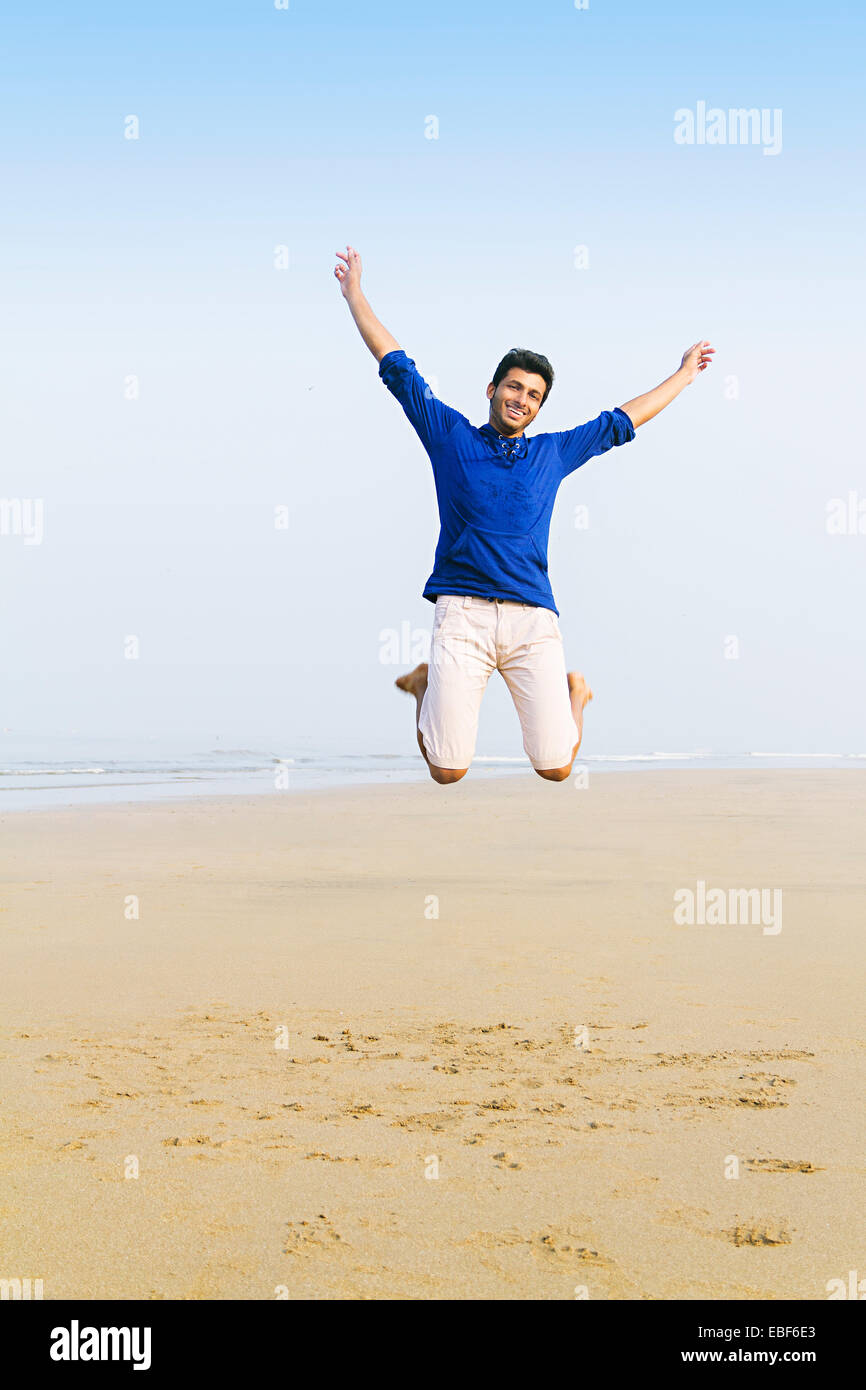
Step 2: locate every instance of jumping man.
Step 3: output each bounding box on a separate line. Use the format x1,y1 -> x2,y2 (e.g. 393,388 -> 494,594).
335,244 -> 714,786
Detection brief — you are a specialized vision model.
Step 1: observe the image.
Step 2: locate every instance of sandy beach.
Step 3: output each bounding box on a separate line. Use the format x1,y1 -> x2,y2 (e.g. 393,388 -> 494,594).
1,771 -> 864,1301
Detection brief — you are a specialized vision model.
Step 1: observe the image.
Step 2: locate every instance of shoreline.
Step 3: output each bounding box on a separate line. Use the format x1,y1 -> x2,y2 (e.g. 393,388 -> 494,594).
1,756 -> 863,815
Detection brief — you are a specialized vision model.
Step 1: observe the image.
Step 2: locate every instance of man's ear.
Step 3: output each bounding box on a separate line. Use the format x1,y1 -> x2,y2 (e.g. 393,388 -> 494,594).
486,383 -> 495,401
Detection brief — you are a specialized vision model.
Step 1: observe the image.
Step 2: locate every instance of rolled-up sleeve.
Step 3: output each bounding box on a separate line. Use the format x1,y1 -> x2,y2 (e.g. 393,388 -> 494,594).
379,349 -> 466,454
554,406 -> 636,479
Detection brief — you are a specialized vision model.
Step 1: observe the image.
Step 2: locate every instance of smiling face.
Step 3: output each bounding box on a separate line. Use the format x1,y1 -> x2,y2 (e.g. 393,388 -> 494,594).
486,368 -> 548,437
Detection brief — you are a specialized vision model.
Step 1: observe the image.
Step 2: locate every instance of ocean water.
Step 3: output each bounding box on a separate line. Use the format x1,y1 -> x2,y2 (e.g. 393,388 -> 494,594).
0,736 -> 862,812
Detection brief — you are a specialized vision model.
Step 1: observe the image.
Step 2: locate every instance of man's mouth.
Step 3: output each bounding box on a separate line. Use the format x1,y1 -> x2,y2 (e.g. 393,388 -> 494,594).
505,406 -> 524,419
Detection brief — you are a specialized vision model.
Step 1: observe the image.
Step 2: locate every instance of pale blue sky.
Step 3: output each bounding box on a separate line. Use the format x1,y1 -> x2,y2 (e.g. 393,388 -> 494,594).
1,1 -> 864,756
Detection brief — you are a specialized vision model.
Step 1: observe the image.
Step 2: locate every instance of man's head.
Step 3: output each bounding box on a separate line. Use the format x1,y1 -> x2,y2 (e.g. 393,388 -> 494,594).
486,348 -> 554,437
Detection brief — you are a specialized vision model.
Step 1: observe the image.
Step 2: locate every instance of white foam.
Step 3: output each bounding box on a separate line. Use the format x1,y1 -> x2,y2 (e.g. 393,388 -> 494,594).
748,752 -> 844,759
0,767 -> 107,776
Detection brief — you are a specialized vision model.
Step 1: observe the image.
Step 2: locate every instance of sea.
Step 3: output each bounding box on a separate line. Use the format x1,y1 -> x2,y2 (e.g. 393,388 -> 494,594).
0,735 -> 862,812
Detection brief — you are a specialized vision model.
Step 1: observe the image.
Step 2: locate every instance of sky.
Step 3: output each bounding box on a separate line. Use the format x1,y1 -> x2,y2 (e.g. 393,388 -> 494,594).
1,0 -> 864,758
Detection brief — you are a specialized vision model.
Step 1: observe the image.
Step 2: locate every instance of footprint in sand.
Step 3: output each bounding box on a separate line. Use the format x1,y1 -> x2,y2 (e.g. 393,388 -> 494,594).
726,1224 -> 792,1247
531,1229 -> 610,1265
745,1158 -> 823,1174
284,1215 -> 345,1255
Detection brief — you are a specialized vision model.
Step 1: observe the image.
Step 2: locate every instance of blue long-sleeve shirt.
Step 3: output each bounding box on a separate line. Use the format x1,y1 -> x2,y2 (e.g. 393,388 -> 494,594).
379,349 -> 636,615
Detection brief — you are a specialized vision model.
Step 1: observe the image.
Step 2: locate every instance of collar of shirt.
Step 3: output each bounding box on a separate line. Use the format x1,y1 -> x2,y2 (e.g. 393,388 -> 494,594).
478,422 -> 528,464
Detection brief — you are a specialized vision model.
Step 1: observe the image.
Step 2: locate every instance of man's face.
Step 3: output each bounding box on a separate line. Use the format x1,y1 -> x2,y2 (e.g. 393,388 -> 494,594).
486,368 -> 547,437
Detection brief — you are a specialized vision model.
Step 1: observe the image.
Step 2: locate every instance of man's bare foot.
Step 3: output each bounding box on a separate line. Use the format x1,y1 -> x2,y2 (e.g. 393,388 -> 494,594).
395,662 -> 428,700
397,663 -> 433,769
567,671 -> 593,755
567,671 -> 593,711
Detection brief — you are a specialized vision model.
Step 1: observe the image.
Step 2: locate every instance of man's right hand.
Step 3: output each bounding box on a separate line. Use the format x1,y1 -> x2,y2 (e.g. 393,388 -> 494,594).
334,244 -> 362,299
334,244 -> 401,362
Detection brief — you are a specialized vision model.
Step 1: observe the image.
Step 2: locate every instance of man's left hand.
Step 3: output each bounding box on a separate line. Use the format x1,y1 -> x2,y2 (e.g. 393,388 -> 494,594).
680,340 -> 715,383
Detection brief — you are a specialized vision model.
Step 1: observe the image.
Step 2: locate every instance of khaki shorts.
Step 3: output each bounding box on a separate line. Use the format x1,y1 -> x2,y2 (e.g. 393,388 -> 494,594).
419,595 -> 580,771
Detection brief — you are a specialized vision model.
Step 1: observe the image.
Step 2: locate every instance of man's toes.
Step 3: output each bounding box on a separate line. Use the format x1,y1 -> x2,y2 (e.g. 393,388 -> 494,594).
395,662 -> 428,695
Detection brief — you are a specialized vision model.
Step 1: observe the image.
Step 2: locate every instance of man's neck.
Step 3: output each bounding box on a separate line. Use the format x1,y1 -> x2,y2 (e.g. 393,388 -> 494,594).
488,416 -> 524,440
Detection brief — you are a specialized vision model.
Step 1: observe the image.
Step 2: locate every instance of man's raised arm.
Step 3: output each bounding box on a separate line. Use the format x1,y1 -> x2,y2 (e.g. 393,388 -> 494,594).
334,244 -> 401,362
618,339 -> 715,428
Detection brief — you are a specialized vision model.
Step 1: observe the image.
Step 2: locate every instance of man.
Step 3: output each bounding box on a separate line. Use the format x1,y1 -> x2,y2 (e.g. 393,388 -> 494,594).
335,244 -> 714,786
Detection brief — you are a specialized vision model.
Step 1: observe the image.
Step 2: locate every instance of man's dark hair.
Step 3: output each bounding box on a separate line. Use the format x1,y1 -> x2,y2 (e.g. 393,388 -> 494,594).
491,348 -> 554,405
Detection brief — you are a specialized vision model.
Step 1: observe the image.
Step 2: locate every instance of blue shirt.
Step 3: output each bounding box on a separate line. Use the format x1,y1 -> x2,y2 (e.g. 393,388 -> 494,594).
379,349 -> 636,615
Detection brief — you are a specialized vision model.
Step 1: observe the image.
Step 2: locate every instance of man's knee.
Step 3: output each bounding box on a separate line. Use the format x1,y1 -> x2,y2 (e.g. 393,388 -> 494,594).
534,764 -> 572,783
429,764 -> 469,785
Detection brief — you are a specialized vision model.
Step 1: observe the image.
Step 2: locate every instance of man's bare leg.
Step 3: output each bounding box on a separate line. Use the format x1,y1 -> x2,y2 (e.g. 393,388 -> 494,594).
395,663 -> 468,785
534,671 -> 593,783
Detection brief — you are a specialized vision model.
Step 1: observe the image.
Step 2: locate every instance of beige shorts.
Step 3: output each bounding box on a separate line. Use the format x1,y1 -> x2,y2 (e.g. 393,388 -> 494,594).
419,595 -> 580,771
